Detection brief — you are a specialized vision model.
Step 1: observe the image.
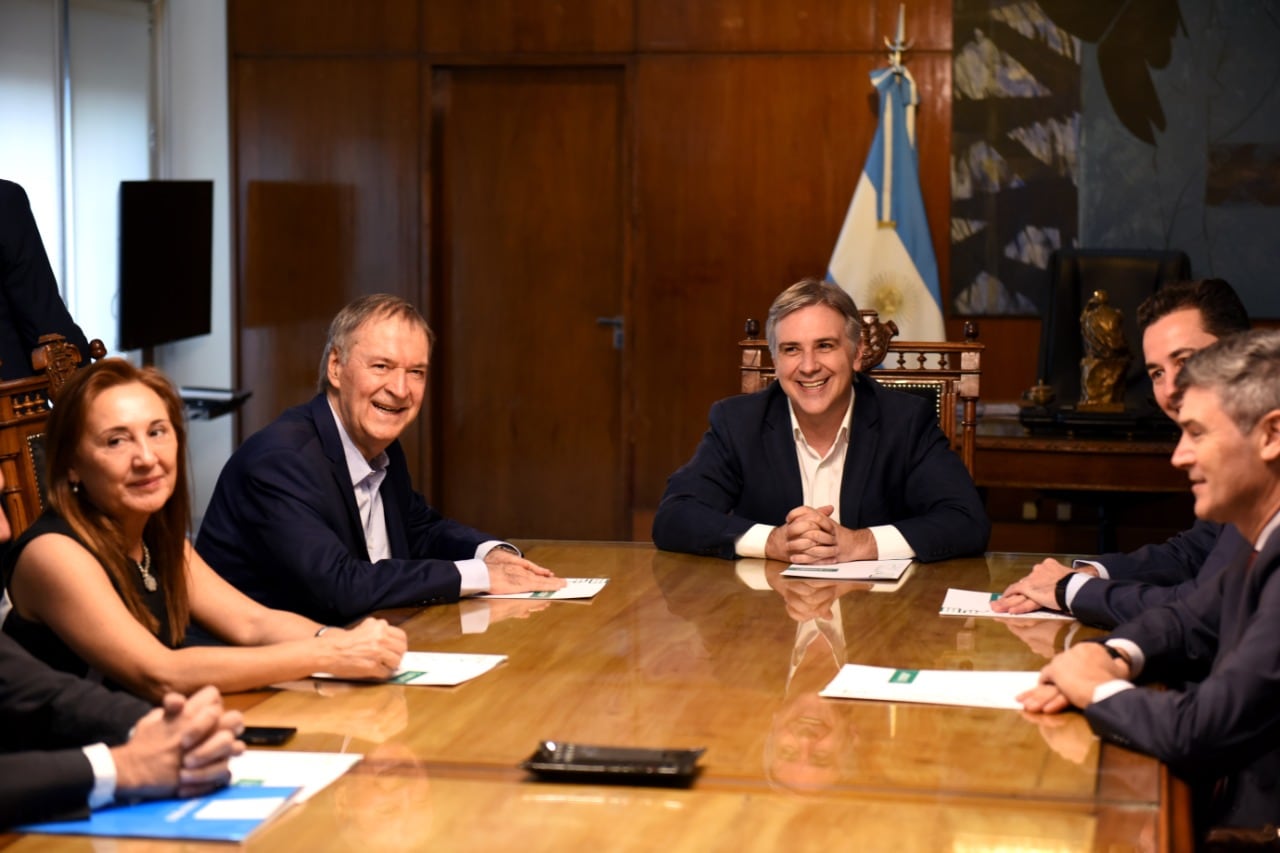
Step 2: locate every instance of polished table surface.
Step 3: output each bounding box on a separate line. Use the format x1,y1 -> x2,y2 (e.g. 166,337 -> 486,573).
3,544 -> 1182,852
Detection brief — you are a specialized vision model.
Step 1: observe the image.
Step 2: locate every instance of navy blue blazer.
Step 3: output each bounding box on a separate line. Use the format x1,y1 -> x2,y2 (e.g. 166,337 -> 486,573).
1094,519 -> 1223,584
1070,523 -> 1238,629
1086,528 -> 1280,828
0,180 -> 90,380
196,395 -> 497,624
651,375 -> 990,561
0,632 -> 149,828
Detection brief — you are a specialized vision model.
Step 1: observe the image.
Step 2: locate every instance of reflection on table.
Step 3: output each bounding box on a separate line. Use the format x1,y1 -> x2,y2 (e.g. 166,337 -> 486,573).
3,544 -> 1183,852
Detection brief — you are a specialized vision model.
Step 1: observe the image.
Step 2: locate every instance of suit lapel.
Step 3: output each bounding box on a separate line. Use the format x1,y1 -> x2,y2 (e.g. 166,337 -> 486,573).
840,375 -> 880,526
308,395 -> 370,560
761,386 -> 804,511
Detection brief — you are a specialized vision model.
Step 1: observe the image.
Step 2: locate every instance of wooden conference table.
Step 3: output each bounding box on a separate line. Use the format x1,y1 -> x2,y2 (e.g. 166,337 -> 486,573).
4,544 -> 1184,852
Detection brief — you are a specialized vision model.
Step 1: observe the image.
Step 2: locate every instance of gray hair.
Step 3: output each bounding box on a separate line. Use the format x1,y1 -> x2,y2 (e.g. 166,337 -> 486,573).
317,294 -> 434,393
1175,329 -> 1280,433
765,278 -> 862,360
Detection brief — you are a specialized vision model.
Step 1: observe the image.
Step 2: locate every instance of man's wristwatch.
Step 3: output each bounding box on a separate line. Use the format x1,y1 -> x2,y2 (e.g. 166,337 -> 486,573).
1053,573 -> 1075,612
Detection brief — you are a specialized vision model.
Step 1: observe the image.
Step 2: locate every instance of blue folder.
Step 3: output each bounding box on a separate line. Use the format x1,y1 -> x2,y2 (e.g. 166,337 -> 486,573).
19,785 -> 299,842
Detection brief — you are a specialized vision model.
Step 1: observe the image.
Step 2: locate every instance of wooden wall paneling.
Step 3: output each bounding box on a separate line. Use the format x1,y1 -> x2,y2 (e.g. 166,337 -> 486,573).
431,66 -> 628,540
421,0 -> 633,55
631,52 -> 954,514
233,58 -> 424,466
636,0 -> 951,53
228,0 -> 419,55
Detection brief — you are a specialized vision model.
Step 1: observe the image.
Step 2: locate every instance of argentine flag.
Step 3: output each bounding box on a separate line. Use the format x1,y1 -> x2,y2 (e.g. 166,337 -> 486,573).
827,66 -> 945,342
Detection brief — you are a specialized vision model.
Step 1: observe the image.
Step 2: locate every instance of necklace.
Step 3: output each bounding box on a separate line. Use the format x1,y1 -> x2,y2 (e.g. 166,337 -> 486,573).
135,544 -> 157,593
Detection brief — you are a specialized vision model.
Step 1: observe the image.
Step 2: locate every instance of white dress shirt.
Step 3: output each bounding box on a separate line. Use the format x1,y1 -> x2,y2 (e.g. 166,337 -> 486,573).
735,394 -> 913,560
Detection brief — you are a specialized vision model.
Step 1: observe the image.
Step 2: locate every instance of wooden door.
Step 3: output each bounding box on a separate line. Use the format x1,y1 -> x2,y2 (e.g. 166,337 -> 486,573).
431,66 -> 627,540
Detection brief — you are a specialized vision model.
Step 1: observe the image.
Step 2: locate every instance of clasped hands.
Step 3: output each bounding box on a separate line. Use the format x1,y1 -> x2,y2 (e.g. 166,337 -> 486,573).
993,557 -> 1099,615
764,504 -> 877,565
1017,641 -> 1131,715
112,685 -> 245,802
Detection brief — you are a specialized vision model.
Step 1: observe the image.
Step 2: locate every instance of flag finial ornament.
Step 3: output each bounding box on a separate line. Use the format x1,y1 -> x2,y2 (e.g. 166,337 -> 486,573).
884,4 -> 912,75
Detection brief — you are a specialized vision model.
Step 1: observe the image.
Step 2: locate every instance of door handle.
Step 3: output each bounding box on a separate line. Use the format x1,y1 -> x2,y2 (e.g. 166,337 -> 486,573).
595,316 -> 624,350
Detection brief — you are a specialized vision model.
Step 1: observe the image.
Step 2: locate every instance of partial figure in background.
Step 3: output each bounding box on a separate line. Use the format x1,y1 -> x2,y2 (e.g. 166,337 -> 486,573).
0,180 -> 91,380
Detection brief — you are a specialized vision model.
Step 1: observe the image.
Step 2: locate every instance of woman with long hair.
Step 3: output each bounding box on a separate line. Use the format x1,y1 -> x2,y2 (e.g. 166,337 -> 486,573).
1,359 -> 406,701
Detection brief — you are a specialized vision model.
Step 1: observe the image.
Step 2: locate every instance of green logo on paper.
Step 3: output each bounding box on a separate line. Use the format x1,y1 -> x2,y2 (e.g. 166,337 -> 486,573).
890,669 -> 918,684
390,671 -> 425,684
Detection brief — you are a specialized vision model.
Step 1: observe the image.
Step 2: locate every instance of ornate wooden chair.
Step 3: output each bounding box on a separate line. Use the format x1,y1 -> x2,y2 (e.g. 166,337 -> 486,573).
0,334 -> 106,537
739,311 -> 983,475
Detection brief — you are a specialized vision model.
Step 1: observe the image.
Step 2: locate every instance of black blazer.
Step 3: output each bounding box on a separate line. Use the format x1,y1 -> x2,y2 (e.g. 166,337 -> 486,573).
1086,528 -> 1280,828
0,633 -> 150,828
651,376 -> 990,561
197,394 -> 497,624
1070,524 -> 1238,629
0,180 -> 90,380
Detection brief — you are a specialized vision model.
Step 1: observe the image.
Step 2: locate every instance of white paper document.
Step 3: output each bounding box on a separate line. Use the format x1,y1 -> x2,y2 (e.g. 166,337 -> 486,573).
230,750 -> 362,803
390,651 -> 507,686
481,577 -> 608,599
313,651 -> 507,687
783,558 -> 913,581
820,663 -> 1041,710
940,588 -> 1075,621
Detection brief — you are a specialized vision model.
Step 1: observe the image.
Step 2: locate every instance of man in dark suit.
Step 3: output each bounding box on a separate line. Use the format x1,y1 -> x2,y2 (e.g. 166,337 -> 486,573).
0,469 -> 243,828
995,278 -> 1251,627
196,294 -> 563,626
651,278 -> 989,563
0,179 -> 91,380
1020,329 -> 1280,833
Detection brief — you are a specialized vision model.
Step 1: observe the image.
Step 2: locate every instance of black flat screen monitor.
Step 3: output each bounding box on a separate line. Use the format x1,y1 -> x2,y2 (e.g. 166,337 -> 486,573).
118,180 -> 213,351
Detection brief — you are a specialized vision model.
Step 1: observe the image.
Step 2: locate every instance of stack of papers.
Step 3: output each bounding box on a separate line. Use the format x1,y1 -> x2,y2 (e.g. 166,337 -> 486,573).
821,663 -> 1041,710
940,588 -> 1075,621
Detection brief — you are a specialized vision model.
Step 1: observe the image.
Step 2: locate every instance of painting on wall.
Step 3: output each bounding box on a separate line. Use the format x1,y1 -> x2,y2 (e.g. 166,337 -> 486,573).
950,0 -> 1081,316
952,0 -> 1280,319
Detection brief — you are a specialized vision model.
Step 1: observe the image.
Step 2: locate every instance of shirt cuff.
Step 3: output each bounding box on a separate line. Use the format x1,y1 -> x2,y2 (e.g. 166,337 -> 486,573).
476,540 -> 520,559
734,524 -> 773,559
1072,558 -> 1109,580
1063,573 -> 1092,609
869,525 -> 914,560
1106,638 -> 1145,678
457,558 -> 490,596
83,742 -> 117,809
1090,679 -> 1135,705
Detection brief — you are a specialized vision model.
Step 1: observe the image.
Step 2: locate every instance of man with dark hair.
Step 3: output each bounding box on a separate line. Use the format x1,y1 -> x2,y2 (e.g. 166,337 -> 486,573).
0,179 -> 91,380
0,468 -> 243,828
197,294 -> 563,625
1020,329 -> 1280,834
652,278 -> 989,563
996,279 -> 1252,626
